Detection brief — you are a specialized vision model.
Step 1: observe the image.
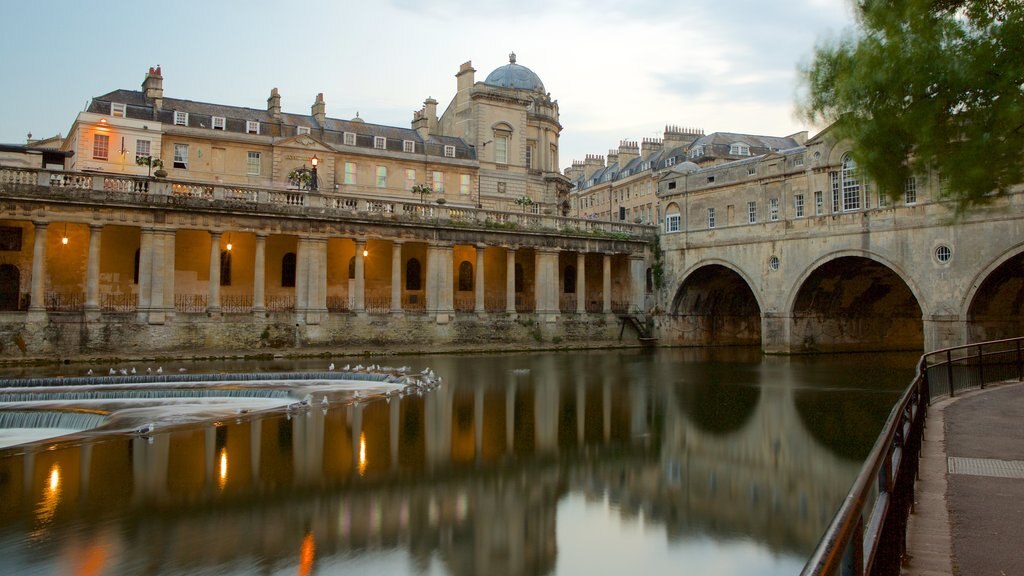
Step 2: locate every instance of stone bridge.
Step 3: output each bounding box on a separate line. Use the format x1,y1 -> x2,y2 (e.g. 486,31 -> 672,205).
655,132 -> 1024,353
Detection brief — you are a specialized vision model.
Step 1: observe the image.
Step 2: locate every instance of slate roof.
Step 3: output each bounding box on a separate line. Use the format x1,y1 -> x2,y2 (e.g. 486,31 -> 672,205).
87,90 -> 476,160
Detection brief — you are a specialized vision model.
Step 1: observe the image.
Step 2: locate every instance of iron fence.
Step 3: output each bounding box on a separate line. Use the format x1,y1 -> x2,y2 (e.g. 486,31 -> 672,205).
803,336 -> 1024,576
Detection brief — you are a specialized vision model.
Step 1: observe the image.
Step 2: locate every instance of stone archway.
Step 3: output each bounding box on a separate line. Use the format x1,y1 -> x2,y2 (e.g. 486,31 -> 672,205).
966,250 -> 1024,341
668,264 -> 761,346
791,256 -> 922,352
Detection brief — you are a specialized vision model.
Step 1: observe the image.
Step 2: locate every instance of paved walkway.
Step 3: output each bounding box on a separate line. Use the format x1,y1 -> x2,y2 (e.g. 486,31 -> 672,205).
902,381 -> 1024,576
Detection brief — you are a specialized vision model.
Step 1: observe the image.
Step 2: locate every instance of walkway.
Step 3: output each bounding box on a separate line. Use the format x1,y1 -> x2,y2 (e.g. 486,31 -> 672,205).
902,381 -> 1024,575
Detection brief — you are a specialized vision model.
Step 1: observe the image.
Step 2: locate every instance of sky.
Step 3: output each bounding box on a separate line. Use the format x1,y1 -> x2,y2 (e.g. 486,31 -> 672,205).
0,0 -> 857,171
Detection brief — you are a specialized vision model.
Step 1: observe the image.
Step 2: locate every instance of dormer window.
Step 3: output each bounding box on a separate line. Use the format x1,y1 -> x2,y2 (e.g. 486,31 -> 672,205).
403,140 -> 415,153
246,121 -> 260,134
212,116 -> 225,130
666,157 -> 676,167
110,103 -> 126,118
444,145 -> 456,158
729,143 -> 750,156
297,126 -> 310,135
690,145 -> 704,159
343,132 -> 356,146
374,136 -> 386,149
174,111 -> 188,126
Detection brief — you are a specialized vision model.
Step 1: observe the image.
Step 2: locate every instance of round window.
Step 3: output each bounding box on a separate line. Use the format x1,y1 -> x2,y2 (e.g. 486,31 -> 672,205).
769,256 -> 780,271
935,245 -> 952,264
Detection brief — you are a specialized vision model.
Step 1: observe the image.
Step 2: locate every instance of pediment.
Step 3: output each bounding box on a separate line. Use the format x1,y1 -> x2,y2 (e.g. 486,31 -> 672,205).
274,133 -> 333,153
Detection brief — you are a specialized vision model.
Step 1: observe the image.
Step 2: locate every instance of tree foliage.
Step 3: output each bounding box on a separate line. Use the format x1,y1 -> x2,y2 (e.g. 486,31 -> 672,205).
800,0 -> 1024,211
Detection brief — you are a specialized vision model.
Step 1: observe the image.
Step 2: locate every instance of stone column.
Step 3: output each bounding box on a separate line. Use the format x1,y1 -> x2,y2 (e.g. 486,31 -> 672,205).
390,240 -> 403,315
602,254 -> 612,314
84,224 -> 102,320
160,230 -> 176,320
305,238 -> 328,324
474,244 -> 485,314
253,233 -> 267,315
28,222 -> 47,316
137,227 -> 153,322
426,242 -> 454,323
148,230 -> 167,324
354,240 -> 366,314
575,252 -> 586,314
207,231 -> 222,315
535,248 -> 559,321
295,237 -> 308,319
629,254 -> 645,313
505,248 -> 517,315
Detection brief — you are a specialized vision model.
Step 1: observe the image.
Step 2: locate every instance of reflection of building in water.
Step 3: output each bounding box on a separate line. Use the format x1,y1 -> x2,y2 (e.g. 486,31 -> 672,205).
0,354 -> 870,573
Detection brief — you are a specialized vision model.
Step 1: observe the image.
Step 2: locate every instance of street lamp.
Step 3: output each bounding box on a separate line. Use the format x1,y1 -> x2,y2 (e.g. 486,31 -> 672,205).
310,155 -> 319,191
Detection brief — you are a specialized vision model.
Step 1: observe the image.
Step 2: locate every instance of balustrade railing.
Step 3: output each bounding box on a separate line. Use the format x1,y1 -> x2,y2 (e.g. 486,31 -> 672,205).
803,336 -> 1024,576
265,295 -> 295,312
559,294 -> 577,312
45,291 -> 84,312
174,294 -> 207,313
326,295 -> 350,313
221,294 -> 253,313
454,294 -> 475,312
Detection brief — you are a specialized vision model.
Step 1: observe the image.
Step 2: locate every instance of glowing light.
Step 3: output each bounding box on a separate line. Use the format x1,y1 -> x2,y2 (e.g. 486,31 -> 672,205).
298,532 -> 316,576
61,224 -> 68,246
310,155 -> 318,167
48,465 -> 60,492
226,233 -> 232,251
218,448 -> 228,489
358,432 -> 368,476
362,249 -> 368,258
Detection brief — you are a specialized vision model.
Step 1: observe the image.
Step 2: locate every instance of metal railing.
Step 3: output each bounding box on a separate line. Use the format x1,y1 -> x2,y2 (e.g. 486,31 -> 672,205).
803,336 -> 1024,576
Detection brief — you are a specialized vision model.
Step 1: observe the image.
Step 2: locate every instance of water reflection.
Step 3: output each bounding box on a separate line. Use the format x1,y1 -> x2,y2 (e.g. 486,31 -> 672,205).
0,349 -> 915,575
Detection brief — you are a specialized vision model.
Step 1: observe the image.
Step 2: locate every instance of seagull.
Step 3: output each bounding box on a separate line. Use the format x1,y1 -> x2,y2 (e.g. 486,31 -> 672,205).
328,363 -> 335,371
179,368 -> 187,373
120,368 -> 128,375
421,368 -> 430,375
87,369 -> 93,375
156,367 -> 163,374
353,390 -> 363,400
321,396 -> 329,407
109,368 -> 116,375
147,367 -> 152,374
131,367 -> 136,374
354,364 -> 364,371
136,423 -> 155,435
342,364 -> 350,371
301,393 -> 313,406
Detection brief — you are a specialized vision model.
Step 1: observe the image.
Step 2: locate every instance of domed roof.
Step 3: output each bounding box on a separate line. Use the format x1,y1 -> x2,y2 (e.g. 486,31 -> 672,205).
483,53 -> 545,92
672,161 -> 700,175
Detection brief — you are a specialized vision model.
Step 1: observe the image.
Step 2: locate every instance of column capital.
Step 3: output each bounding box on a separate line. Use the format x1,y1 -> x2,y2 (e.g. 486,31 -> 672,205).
89,223 -> 104,231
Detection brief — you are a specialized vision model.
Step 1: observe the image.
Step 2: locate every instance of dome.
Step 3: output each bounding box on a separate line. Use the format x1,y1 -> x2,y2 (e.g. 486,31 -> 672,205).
483,53 -> 545,92
673,161 -> 700,175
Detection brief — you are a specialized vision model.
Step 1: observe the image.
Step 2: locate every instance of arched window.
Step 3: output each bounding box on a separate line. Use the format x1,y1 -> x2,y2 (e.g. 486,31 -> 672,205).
564,265 -> 576,294
831,154 -> 862,212
0,264 -> 19,311
348,256 -> 356,280
281,252 -> 296,287
458,261 -> 473,292
405,258 -> 421,290
514,263 -> 524,293
220,250 -> 232,286
133,249 -> 140,284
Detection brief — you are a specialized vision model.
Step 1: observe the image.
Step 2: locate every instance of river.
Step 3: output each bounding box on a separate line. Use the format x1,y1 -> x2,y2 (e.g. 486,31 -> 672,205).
0,347 -> 918,575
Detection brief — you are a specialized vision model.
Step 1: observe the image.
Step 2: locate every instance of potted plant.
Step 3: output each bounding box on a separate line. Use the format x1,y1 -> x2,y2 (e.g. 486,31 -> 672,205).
411,183 -> 433,204
287,168 -> 313,190
136,156 -> 166,178
514,195 -> 534,213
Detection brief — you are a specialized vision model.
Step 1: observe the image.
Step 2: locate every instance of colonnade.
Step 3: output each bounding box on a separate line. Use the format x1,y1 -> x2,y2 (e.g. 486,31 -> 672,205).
23,221 -> 647,324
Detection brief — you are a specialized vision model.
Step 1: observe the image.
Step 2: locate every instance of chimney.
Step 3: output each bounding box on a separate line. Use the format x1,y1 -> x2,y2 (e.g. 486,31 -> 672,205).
641,137 -> 663,156
607,149 -> 619,167
142,65 -> 163,111
582,154 -> 605,179
311,93 -> 326,126
412,97 -> 438,140
564,160 -> 585,182
663,125 -> 704,149
456,61 -> 475,93
617,140 -> 640,165
267,87 -> 281,120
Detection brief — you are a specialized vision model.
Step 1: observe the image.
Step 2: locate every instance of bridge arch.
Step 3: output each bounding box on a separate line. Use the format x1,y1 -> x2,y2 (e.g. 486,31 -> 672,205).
786,251 -> 924,352
962,243 -> 1024,342
667,260 -> 762,346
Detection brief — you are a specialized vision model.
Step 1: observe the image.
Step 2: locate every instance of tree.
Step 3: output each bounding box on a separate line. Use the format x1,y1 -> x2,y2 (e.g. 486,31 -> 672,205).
800,0 -> 1024,211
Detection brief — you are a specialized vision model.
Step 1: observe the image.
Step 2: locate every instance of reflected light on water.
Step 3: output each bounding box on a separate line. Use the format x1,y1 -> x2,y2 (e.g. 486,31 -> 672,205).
218,448 -> 228,490
33,464 -> 62,539
358,432 -> 368,476
298,531 -> 315,576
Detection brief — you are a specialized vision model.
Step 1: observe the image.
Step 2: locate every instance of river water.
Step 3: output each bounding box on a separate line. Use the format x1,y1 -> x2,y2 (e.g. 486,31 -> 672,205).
0,348 -> 917,575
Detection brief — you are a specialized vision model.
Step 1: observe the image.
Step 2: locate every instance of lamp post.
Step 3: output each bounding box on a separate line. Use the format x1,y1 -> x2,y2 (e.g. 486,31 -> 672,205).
310,155 -> 319,191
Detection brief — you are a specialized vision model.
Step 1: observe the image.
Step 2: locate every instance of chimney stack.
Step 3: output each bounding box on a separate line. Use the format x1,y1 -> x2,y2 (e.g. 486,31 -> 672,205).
311,93 -> 326,126
142,65 -> 164,111
617,140 -> 640,165
412,97 -> 438,141
267,88 -> 281,120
